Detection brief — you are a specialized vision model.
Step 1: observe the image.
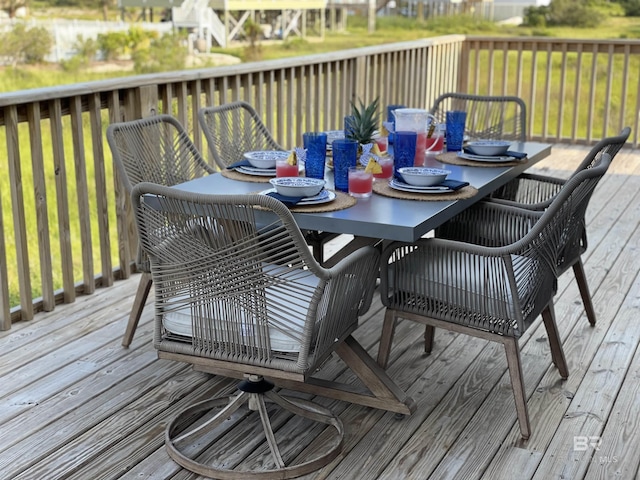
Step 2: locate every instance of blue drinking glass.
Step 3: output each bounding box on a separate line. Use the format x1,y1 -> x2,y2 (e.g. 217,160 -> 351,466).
332,138 -> 358,192
393,131 -> 417,180
386,104 -> 405,125
302,132 -> 327,179
445,110 -> 467,152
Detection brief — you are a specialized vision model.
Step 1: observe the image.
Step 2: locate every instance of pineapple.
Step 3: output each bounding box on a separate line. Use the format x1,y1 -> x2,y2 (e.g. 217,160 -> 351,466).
347,97 -> 380,146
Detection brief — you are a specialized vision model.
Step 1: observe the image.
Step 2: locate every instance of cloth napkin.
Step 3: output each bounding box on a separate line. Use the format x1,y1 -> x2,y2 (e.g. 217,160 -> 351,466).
226,159 -> 253,169
462,147 -> 527,159
439,179 -> 469,191
265,191 -> 305,207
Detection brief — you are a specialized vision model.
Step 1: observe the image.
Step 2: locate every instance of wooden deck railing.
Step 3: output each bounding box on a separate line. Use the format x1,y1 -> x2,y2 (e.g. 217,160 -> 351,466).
0,34 -> 637,329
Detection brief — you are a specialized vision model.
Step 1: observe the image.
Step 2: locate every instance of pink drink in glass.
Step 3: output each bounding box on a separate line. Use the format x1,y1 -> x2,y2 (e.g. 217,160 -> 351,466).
276,160 -> 299,177
425,134 -> 445,155
374,157 -> 394,179
415,132 -> 427,166
348,168 -> 373,198
374,136 -> 388,153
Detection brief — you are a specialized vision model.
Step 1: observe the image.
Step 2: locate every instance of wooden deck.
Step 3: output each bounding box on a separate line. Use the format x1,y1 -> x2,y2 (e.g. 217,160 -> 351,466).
2,144 -> 640,480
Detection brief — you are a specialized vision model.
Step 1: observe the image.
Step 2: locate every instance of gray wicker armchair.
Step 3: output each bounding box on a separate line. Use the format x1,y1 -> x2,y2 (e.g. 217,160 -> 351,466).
132,182 -> 412,478
486,127 -> 631,325
198,101 -> 284,169
106,114 -> 215,347
430,93 -> 527,142
378,153 -> 615,439
198,101 -> 339,264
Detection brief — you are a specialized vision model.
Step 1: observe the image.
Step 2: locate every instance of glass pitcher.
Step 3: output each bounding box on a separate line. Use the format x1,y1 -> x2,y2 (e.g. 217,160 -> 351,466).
393,109 -> 442,165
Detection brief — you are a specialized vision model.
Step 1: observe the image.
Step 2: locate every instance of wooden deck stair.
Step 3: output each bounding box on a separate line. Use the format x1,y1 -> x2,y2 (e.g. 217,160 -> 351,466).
1,145 -> 639,479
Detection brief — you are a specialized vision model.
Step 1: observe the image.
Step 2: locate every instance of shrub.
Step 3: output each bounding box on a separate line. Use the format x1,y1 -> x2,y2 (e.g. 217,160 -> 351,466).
618,0 -> 640,16
0,23 -> 53,66
548,0 -> 602,27
132,32 -> 187,73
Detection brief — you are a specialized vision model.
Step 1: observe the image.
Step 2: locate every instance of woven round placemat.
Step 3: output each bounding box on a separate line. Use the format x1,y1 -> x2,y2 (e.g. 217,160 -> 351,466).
372,181 -> 478,201
436,152 -> 526,168
221,168 -> 274,183
252,190 -> 357,213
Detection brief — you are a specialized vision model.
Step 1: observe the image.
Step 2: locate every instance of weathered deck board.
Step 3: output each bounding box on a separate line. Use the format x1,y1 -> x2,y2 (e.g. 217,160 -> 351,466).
1,146 -> 639,480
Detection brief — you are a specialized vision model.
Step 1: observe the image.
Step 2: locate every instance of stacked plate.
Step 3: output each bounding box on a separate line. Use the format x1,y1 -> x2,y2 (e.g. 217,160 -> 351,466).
388,178 -> 454,194
259,188 -> 336,205
234,165 -> 277,176
456,152 -> 517,163
458,140 -> 517,163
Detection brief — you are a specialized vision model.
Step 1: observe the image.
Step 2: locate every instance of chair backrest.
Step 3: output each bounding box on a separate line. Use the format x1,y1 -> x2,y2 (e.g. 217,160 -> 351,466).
131,182 -> 379,374
198,101 -> 284,169
570,126 -> 631,180
520,151 -> 614,281
430,93 -> 527,142
106,114 -> 214,193
433,151 -> 613,335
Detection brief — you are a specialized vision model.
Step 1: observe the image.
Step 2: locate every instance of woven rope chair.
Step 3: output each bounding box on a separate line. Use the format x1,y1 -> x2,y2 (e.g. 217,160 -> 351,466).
132,182 -> 382,478
198,101 -> 339,264
430,93 -> 527,142
378,154 -> 614,439
198,101 -> 284,169
486,127 -> 631,325
106,114 -> 215,347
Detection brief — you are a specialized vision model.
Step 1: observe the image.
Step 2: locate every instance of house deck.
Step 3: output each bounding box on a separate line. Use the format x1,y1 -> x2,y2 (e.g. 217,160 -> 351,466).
2,145 -> 640,479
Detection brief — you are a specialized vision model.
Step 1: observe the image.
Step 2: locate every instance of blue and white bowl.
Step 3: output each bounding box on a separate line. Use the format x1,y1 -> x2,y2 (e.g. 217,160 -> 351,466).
466,140 -> 511,157
398,167 -> 451,187
243,150 -> 290,169
269,177 -> 326,197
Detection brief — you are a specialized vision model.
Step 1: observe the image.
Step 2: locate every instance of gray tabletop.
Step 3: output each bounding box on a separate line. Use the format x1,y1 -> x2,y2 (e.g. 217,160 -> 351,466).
175,142 -> 551,242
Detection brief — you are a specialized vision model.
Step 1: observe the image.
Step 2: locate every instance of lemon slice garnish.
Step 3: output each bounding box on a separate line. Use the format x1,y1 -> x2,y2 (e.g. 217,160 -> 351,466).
287,151 -> 297,165
365,158 -> 383,174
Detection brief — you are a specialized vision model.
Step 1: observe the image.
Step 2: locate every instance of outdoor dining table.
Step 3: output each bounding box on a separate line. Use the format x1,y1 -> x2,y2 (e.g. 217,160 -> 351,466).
174,141 -> 551,243
166,141 -> 552,416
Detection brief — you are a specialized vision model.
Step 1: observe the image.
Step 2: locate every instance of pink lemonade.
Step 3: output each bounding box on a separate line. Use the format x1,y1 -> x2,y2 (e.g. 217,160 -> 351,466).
425,134 -> 445,155
374,137 -> 388,153
348,169 -> 373,197
373,157 -> 394,179
276,162 -> 299,177
414,132 -> 427,166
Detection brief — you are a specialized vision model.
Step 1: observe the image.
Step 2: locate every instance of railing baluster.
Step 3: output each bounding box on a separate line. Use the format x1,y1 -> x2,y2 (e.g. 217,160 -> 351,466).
7,105 -> 34,320
27,102 -> 54,311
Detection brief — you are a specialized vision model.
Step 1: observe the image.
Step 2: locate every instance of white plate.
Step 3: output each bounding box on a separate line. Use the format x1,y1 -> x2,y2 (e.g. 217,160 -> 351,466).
260,188 -> 336,205
388,178 -> 453,194
457,152 -> 516,163
235,166 -> 277,176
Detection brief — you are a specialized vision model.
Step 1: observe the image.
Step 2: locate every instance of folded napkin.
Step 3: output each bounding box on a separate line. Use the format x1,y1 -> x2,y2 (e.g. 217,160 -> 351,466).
440,179 -> 469,191
265,191 -> 305,207
226,159 -> 253,169
506,150 -> 528,159
462,147 -> 527,159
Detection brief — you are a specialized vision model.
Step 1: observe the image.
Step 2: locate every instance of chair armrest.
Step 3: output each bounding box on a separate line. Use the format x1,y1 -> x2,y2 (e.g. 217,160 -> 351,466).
325,245 -> 381,316
488,173 -> 567,210
436,201 -> 543,247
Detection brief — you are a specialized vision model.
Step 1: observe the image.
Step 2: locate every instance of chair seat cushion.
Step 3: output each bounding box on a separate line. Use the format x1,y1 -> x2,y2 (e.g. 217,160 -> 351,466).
163,264 -> 320,353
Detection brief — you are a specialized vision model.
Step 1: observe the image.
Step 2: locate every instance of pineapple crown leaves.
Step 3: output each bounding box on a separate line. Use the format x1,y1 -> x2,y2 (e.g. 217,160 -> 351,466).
347,97 -> 380,144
